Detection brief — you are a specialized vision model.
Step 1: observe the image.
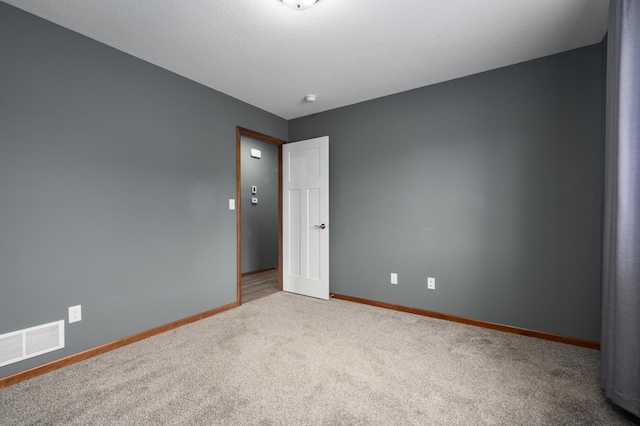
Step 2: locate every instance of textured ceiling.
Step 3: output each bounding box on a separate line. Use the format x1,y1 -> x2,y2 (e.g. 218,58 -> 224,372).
3,0 -> 609,120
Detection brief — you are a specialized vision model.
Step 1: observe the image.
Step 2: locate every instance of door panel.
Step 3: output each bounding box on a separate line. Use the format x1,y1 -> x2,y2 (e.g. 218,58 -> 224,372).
288,189 -> 301,277
308,188 -> 321,280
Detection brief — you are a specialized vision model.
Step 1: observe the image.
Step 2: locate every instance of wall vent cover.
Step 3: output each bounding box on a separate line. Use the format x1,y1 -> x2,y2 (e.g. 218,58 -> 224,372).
0,320 -> 65,367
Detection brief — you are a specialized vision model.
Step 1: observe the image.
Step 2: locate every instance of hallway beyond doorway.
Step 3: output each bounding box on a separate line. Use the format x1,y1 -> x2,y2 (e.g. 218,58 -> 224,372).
241,268 -> 279,304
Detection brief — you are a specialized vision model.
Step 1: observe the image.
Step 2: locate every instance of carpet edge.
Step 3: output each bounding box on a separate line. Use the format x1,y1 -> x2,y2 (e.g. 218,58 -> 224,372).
331,293 -> 600,350
0,301 -> 239,389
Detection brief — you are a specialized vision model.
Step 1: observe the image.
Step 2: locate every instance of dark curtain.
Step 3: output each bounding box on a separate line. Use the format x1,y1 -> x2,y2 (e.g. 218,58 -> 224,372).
601,0 -> 640,417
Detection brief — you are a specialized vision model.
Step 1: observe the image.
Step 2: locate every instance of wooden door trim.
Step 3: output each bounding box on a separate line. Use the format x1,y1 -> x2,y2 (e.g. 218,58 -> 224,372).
236,127 -> 286,305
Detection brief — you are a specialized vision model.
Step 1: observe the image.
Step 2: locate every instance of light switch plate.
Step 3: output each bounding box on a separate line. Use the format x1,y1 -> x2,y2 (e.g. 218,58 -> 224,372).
229,199 -> 235,210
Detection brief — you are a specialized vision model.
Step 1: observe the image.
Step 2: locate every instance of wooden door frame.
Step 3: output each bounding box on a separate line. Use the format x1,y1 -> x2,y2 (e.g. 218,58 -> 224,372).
236,127 -> 286,304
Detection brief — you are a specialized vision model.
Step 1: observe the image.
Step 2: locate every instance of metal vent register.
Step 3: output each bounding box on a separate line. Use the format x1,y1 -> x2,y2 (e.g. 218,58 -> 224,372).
0,320 -> 65,367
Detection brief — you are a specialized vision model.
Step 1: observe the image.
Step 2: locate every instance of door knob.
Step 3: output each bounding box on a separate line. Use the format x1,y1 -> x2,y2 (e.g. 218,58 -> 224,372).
314,224 -> 327,229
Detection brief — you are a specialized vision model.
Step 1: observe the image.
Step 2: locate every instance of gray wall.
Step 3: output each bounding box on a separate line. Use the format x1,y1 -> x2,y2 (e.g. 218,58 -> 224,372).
289,44 -> 604,342
0,3 -> 286,378
240,136 -> 279,273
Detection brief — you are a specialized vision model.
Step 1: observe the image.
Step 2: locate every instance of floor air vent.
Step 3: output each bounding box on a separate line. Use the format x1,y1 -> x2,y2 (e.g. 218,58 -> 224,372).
0,320 -> 65,367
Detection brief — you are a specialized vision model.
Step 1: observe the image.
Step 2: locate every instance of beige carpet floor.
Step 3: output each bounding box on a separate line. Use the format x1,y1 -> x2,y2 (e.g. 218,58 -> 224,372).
0,292 -> 636,425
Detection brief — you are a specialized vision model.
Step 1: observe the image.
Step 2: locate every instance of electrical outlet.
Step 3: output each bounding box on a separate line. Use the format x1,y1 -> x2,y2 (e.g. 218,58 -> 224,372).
391,273 -> 398,285
427,277 -> 435,290
69,305 -> 81,323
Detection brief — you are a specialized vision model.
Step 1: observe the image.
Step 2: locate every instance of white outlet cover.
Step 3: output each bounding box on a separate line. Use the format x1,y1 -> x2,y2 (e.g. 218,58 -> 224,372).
69,305 -> 82,323
391,273 -> 398,285
427,277 -> 435,289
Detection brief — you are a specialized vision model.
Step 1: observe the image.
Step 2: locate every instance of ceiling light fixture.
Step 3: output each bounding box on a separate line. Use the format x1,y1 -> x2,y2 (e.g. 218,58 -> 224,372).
282,0 -> 318,11
305,95 -> 317,102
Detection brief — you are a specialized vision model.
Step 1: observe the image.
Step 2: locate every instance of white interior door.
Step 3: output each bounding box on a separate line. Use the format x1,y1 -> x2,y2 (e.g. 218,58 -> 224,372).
283,136 -> 329,300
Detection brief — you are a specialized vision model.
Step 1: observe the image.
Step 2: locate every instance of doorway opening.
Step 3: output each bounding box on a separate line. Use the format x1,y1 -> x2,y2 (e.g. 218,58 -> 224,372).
236,127 -> 286,304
